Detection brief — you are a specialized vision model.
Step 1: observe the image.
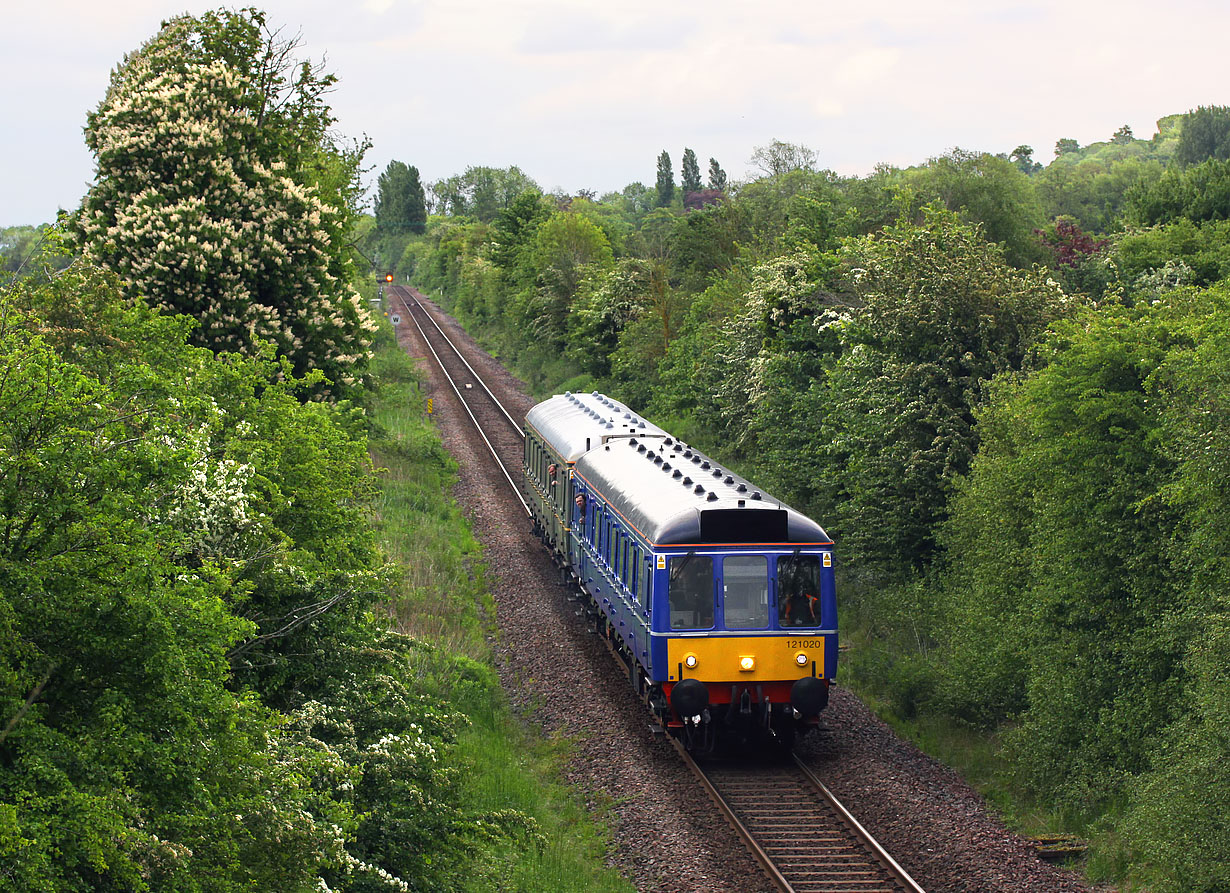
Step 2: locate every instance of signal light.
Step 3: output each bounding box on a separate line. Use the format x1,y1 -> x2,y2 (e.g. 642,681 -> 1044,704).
384,273 -> 393,282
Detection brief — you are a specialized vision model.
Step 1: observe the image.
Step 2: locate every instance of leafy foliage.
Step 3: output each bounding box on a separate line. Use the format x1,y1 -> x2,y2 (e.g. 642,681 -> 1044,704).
819,208 -> 1071,575
680,148 -> 702,194
375,160 -> 428,234
431,166 -> 540,222
1124,157 -> 1230,225
1173,104 -> 1230,167
75,9 -> 376,395
655,150 -> 674,207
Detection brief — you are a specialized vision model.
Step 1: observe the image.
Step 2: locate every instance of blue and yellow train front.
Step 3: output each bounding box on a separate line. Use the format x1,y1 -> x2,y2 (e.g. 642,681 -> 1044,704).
647,547 -> 837,749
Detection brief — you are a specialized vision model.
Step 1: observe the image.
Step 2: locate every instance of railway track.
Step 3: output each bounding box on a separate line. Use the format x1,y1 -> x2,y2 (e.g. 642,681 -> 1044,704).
675,741 -> 926,893
391,285 -> 925,893
389,285 -> 530,516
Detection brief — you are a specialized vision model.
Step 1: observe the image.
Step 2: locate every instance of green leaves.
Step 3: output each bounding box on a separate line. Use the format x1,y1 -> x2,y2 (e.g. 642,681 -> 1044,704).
76,9 -> 376,397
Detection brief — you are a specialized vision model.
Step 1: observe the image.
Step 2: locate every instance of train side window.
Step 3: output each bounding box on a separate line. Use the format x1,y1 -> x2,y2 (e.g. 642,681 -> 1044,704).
668,553 -> 714,630
630,545 -> 640,599
777,554 -> 822,628
722,555 -> 768,629
641,556 -> 652,609
621,535 -> 630,587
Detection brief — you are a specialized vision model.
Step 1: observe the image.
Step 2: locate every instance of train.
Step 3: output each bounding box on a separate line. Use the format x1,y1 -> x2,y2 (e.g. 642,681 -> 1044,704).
523,391 -> 836,752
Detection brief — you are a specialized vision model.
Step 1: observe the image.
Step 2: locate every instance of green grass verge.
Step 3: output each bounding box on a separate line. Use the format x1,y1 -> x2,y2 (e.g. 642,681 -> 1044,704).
367,328 -> 635,893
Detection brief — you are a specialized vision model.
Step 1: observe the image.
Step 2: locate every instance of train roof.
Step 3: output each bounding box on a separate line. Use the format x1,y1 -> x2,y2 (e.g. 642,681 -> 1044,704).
524,392 -> 669,462
575,435 -> 833,548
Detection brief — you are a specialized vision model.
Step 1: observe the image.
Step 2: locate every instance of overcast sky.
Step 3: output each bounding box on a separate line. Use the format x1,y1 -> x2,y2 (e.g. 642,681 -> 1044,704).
4,0 -> 1229,225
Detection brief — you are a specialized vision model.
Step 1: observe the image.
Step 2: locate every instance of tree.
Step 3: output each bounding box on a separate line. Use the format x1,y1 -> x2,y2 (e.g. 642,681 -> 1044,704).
1125,157 -> 1230,225
431,165 -> 540,221
75,9 -> 376,394
1009,144 -> 1041,174
750,139 -> 818,176
681,148 -> 702,193
1112,124 -> 1136,145
655,150 -> 675,207
708,157 -> 728,191
1055,138 -> 1080,156
1174,105 -> 1230,167
819,207 -> 1072,576
907,149 -> 1047,266
375,160 -> 427,233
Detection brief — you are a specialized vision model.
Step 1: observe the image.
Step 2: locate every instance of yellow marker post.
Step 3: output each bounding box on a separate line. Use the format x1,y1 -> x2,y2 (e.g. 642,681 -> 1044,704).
427,398 -> 433,415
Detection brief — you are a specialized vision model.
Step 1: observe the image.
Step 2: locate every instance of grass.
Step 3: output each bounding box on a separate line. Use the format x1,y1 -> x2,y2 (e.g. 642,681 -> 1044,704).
366,327 -> 635,893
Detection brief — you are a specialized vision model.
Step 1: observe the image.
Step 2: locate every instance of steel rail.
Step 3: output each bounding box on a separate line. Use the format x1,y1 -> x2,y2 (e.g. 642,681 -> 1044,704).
793,756 -> 926,893
393,287 -> 531,518
669,737 -> 797,893
398,288 -> 523,434
672,740 -> 927,893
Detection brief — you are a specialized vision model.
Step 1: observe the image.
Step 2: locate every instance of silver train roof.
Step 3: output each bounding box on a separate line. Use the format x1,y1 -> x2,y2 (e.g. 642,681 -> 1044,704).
574,431 -> 832,548
524,392 -> 669,462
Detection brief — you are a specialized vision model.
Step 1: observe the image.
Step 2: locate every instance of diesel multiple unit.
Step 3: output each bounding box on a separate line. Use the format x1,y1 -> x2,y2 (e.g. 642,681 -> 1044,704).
524,392 -> 836,751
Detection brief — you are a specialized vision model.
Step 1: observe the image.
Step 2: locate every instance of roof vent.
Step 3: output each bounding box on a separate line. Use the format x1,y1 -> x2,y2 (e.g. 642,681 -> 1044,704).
751,491 -> 762,500
664,438 -> 674,447
725,475 -> 734,484
682,476 -> 692,485
694,485 -> 705,494
701,461 -> 710,470
662,462 -> 671,471
691,455 -> 701,464
683,450 -> 693,459
737,484 -> 748,493
565,391 -> 572,398
638,421 -> 646,429
706,492 -> 719,502
712,469 -> 722,478
672,470 -> 682,479
638,444 -> 647,454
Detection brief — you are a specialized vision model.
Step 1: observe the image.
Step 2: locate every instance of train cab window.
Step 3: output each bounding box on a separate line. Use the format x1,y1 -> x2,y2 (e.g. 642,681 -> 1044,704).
778,554 -> 823,628
668,553 -> 714,630
722,555 -> 768,629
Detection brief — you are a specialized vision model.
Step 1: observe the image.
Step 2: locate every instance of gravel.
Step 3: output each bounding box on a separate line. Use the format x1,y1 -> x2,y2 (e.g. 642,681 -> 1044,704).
392,289 -> 1114,893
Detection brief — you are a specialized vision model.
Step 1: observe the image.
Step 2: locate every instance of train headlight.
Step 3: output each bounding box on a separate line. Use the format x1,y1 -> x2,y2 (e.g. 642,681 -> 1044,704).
795,652 -> 809,667
684,653 -> 698,669
739,656 -> 755,672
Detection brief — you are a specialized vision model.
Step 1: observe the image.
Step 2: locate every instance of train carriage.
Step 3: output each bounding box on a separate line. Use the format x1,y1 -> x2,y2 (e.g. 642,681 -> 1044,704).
524,392 -> 837,752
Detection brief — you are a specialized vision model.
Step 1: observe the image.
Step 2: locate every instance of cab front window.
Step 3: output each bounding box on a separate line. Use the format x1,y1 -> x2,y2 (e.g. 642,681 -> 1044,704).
778,554 -> 822,628
668,553 -> 713,629
723,556 -> 768,629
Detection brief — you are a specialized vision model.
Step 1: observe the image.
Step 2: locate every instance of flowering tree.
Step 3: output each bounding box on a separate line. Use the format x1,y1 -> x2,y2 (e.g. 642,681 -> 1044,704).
76,9 -> 377,393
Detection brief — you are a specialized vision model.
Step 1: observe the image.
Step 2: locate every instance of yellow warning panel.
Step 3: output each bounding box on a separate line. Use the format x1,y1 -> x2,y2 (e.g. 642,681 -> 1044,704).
667,636 -> 823,681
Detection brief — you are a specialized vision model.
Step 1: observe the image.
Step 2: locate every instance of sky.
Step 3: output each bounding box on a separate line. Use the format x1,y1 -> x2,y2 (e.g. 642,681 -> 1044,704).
4,0 -> 1230,225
